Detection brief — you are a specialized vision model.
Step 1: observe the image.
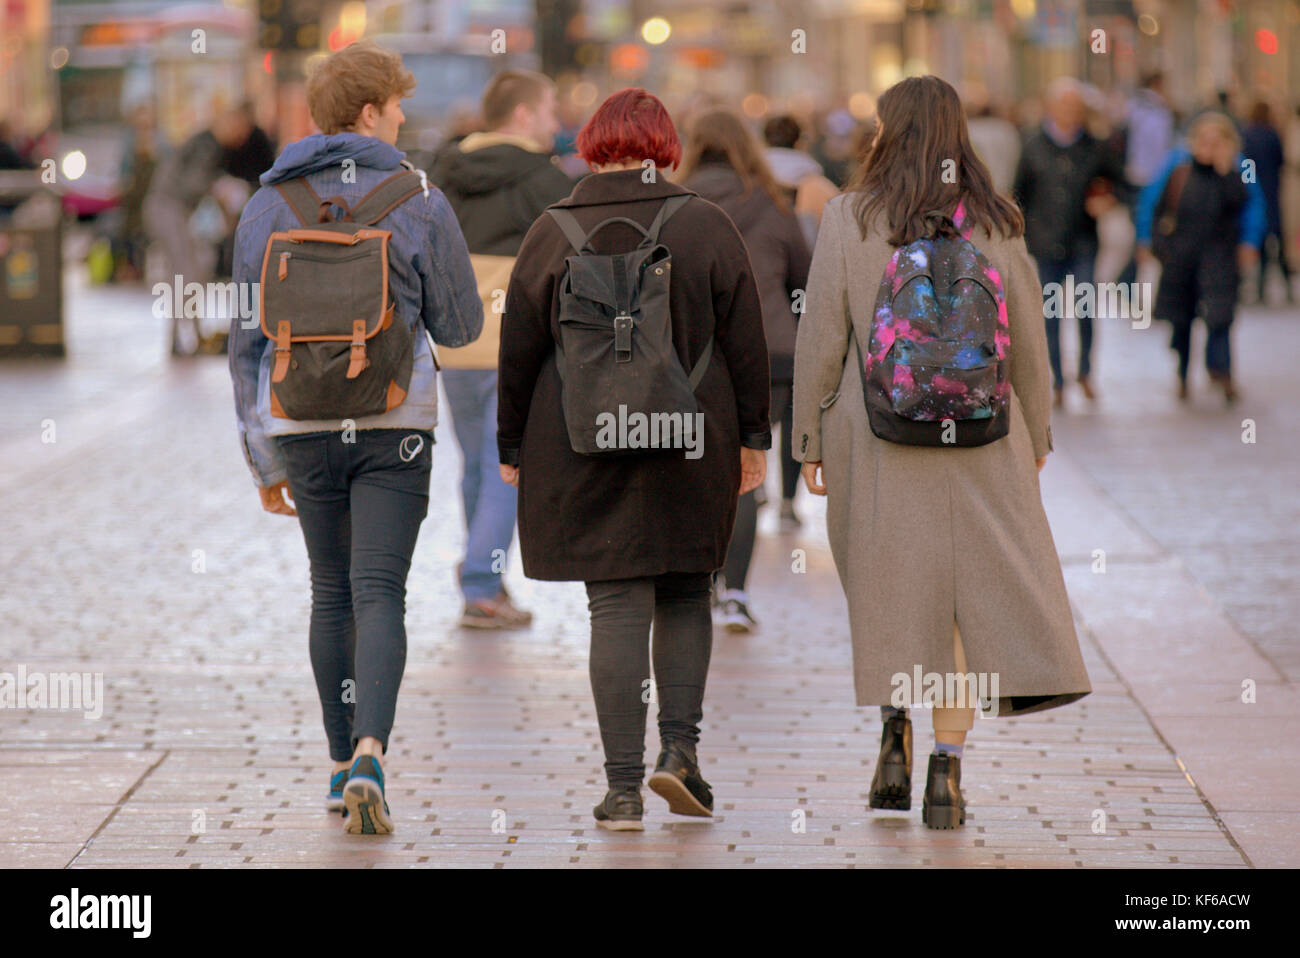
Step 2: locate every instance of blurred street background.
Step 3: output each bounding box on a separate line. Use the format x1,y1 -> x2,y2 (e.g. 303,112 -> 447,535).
2,0 -> 1299,868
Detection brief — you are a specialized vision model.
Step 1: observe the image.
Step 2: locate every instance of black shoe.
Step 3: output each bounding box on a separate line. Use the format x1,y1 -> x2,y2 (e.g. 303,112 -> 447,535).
592,786 -> 644,831
648,744 -> 713,817
921,752 -> 966,829
868,712 -> 913,810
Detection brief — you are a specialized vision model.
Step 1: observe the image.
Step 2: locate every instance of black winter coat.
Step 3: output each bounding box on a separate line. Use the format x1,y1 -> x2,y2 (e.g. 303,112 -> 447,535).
498,169 -> 771,582
429,135 -> 575,256
1012,125 -> 1127,263
1153,159 -> 1248,330
680,161 -> 811,380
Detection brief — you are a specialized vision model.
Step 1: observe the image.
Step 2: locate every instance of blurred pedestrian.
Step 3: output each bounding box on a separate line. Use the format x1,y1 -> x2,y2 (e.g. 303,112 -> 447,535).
761,113 -> 839,252
1136,111 -> 1266,402
1013,77 -> 1128,406
145,105 -> 255,353
965,99 -> 1021,196
113,105 -> 157,282
793,74 -> 1091,830
1241,100 -> 1293,304
678,107 -> 810,629
229,40 -> 483,834
429,69 -> 574,628
497,87 -> 771,830
1125,72 -> 1175,191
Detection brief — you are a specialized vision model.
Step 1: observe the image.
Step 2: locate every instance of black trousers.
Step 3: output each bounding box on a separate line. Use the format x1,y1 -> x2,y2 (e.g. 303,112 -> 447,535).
277,429 -> 432,761
584,572 -> 713,788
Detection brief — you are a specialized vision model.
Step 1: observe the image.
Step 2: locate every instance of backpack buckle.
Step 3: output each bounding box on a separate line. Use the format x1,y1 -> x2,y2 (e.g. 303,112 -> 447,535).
613,314 -> 633,363
346,319 -> 368,379
272,320 -> 292,383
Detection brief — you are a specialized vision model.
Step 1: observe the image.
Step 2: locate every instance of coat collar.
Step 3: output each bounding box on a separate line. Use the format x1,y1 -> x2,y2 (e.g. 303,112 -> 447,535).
553,167 -> 693,208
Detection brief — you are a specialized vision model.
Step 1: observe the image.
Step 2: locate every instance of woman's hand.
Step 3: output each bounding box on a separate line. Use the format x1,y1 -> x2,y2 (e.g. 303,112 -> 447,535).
1036,456 -> 1046,473
500,464 -> 519,488
258,480 -> 296,517
802,461 -> 826,495
1238,244 -> 1259,271
739,447 -> 766,495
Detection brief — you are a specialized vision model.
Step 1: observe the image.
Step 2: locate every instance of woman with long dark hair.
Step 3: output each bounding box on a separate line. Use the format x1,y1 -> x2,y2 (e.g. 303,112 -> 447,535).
498,88 -> 771,830
793,76 -> 1091,828
677,108 -> 812,631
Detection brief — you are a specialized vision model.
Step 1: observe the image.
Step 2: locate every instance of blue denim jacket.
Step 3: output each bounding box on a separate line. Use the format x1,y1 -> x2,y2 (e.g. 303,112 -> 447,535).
229,133 -> 483,487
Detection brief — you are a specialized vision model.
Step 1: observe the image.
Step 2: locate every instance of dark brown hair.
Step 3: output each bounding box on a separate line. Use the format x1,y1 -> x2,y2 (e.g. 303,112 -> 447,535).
844,75 -> 1023,246
677,107 -> 790,212
480,70 -> 554,131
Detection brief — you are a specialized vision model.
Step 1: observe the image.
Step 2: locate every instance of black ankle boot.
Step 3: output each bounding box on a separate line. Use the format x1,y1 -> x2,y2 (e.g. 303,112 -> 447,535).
648,743 -> 713,817
921,752 -> 966,829
869,712 -> 912,810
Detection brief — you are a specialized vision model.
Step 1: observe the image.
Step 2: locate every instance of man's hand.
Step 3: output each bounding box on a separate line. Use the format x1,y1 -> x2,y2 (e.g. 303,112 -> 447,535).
1036,456 -> 1047,473
802,461 -> 826,496
500,464 -> 519,487
259,480 -> 296,516
739,447 -> 766,495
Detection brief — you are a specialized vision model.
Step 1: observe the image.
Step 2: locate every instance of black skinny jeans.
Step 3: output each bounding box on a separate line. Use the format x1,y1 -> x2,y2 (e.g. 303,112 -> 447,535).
277,429 -> 432,762
584,572 -> 714,789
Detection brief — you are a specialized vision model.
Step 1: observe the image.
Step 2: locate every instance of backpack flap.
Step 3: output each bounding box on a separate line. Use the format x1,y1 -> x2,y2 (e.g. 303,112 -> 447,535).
862,228 -> 1010,448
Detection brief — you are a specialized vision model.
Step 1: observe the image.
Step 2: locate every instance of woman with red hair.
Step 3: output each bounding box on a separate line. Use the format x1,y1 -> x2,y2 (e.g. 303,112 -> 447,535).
498,88 -> 772,830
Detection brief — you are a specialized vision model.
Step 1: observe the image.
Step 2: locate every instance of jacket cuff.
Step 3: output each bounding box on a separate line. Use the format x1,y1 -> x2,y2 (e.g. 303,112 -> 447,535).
798,429 -> 821,462
1032,425 -> 1054,459
499,443 -> 521,467
741,430 -> 772,450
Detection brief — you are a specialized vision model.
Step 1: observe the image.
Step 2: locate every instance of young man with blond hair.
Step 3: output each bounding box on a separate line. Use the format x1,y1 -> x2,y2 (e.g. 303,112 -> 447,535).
430,69 -> 574,628
229,40 -> 482,833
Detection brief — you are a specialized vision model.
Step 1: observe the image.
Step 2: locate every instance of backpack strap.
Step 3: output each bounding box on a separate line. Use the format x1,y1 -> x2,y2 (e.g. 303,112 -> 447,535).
686,337 -> 713,389
547,207 -> 591,253
349,170 -> 426,225
548,193 -> 692,253
275,178 -> 323,228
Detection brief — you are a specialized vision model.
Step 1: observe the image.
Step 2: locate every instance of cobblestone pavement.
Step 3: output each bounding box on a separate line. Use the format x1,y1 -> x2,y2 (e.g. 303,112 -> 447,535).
0,269 -> 1294,868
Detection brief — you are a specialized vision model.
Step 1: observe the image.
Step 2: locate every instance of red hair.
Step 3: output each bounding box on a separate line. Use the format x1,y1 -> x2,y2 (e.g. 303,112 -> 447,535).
576,88 -> 682,171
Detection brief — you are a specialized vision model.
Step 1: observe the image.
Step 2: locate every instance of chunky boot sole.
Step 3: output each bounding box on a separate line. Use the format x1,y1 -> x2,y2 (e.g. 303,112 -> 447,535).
342,778 -> 393,835
869,770 -> 912,810
647,771 -> 713,817
921,801 -> 965,829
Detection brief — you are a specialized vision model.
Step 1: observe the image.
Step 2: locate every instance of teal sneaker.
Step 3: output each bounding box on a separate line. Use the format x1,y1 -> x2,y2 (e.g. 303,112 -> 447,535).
326,768 -> 348,813
342,754 -> 393,835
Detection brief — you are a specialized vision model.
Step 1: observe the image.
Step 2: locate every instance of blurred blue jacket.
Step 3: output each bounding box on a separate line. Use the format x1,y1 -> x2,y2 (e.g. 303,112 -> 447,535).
229,133 -> 482,487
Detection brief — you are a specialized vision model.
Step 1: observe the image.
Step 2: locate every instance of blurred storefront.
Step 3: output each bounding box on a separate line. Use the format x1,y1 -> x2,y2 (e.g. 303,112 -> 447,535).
1,0 -> 55,138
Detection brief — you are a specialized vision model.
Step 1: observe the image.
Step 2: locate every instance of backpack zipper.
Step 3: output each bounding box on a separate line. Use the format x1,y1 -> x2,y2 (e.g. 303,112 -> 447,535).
278,251 -> 290,280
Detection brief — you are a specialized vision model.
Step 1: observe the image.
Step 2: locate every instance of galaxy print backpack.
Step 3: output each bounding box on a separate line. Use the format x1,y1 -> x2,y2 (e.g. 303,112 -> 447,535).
858,200 -> 1010,447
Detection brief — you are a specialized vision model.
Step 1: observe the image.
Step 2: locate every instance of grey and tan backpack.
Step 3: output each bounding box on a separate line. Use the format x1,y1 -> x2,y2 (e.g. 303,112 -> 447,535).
259,170 -> 425,420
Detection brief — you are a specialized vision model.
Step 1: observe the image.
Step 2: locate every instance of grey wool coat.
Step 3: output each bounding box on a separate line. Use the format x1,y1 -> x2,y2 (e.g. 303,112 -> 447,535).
791,194 -> 1091,717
